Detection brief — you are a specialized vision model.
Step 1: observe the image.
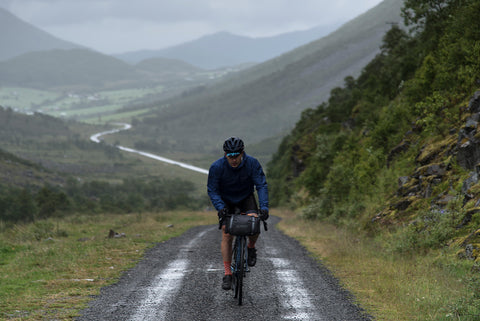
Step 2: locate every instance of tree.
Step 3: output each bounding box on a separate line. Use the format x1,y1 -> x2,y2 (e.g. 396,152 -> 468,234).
35,186 -> 70,219
402,0 -> 460,53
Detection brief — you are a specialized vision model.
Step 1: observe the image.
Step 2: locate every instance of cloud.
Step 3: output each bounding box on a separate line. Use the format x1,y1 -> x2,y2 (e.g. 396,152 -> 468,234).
1,0 -> 384,53
7,0 -> 215,26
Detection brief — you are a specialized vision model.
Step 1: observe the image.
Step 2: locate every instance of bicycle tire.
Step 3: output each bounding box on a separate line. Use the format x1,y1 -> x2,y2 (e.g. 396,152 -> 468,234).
237,236 -> 245,305
232,237 -> 240,299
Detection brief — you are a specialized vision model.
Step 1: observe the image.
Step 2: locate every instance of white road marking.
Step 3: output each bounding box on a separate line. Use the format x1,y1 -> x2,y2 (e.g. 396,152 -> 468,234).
90,123 -> 209,175
206,268 -> 223,273
269,257 -> 322,321
130,259 -> 188,321
129,228 -> 212,321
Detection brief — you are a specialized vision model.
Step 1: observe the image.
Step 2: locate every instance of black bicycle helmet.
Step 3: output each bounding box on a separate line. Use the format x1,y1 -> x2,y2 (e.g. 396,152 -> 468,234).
223,136 -> 244,153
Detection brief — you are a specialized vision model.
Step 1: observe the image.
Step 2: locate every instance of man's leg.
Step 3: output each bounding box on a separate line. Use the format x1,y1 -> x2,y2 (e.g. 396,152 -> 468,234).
221,225 -> 234,290
247,233 -> 259,248
247,233 -> 259,266
240,194 -> 260,267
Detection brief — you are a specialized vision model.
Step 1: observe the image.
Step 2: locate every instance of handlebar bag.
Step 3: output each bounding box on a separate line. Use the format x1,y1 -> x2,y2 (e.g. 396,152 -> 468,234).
225,214 -> 260,236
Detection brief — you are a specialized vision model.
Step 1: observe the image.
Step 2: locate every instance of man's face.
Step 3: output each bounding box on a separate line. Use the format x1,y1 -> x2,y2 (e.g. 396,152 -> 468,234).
226,152 -> 243,168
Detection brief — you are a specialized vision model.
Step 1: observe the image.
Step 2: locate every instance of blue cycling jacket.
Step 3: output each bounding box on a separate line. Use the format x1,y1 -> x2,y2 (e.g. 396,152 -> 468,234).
207,153 -> 268,211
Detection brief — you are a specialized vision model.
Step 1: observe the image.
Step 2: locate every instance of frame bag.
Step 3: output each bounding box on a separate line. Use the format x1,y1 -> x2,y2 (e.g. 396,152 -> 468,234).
225,214 -> 260,236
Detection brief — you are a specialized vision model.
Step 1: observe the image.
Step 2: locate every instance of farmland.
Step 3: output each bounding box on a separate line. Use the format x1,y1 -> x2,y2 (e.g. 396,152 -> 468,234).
0,86 -> 164,124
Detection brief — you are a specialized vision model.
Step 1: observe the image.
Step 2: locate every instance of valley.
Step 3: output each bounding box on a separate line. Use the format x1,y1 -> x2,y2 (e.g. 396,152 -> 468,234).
0,65 -> 241,124
2,0 -> 480,319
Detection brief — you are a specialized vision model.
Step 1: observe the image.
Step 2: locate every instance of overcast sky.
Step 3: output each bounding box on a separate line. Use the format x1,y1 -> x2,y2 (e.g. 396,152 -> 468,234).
1,0 -> 384,54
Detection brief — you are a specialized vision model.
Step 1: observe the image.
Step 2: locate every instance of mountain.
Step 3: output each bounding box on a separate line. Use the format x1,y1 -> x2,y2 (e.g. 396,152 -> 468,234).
266,0 -> 480,288
135,57 -> 202,74
130,0 -> 404,156
0,47 -> 213,91
115,24 -> 341,69
0,8 -> 82,61
0,8 -> 221,91
0,48 -> 143,90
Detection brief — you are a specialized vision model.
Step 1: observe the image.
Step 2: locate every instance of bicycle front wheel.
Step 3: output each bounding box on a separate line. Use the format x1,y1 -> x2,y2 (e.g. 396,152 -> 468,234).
237,236 -> 246,305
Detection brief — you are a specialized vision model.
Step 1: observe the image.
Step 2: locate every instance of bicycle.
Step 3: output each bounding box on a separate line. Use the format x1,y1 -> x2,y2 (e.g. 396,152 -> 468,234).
221,211 -> 267,305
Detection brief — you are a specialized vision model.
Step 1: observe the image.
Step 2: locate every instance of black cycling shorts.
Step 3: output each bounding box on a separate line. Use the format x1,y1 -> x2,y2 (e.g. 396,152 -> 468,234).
223,194 -> 258,215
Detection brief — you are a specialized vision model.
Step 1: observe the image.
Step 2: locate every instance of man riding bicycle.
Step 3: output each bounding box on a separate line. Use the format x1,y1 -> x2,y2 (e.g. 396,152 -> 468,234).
207,136 -> 269,290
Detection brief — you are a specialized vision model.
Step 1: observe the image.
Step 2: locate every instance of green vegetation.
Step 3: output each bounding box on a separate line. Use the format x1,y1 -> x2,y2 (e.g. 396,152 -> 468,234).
0,107 -> 212,319
0,86 -> 164,124
0,87 -> 59,110
0,107 -> 208,184
277,210 -> 480,321
0,210 -> 217,320
268,0 -> 480,319
0,177 -> 206,225
0,108 -> 209,228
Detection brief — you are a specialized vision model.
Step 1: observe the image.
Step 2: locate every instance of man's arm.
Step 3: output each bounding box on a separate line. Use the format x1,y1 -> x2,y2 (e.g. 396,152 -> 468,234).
207,164 -> 225,211
252,160 -> 269,210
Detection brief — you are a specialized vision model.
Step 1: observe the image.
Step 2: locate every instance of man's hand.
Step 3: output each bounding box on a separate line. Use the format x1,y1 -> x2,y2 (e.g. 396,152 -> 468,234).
259,209 -> 269,221
217,208 -> 228,229
218,208 -> 228,220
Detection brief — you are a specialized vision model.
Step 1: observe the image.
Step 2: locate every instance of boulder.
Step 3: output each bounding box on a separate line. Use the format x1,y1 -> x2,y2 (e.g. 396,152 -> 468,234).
413,163 -> 446,178
462,171 -> 479,196
457,91 -> 480,169
467,90 -> 480,113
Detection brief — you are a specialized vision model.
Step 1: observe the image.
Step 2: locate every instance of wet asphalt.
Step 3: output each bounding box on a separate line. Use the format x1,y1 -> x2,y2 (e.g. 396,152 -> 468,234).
76,217 -> 373,321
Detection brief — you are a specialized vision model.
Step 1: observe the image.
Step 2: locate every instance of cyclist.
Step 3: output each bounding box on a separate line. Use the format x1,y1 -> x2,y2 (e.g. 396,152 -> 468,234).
207,136 -> 269,290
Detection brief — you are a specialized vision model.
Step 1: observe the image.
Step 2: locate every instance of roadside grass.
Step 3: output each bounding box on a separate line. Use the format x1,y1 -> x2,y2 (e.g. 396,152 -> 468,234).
2,207 -> 476,320
275,209 -> 479,321
0,210 -> 217,320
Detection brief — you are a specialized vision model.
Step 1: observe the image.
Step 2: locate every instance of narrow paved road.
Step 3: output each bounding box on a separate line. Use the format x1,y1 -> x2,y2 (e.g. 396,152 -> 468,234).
89,123 -> 209,175
77,217 -> 372,320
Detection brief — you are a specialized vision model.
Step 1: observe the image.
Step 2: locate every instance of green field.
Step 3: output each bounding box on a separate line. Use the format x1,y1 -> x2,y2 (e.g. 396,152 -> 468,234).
0,211 -> 217,320
0,86 -> 164,123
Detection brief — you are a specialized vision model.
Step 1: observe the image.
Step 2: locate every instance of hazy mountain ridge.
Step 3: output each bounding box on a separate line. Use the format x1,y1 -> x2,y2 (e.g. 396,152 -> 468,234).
1,6 -> 340,80
0,9 -> 237,90
0,8 -> 82,61
0,48 -> 220,91
0,49 -> 144,90
135,57 -> 203,74
114,24 -> 341,69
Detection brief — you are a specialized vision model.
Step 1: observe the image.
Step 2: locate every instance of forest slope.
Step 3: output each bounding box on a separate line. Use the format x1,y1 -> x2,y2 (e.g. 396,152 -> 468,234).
267,0 -> 480,281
